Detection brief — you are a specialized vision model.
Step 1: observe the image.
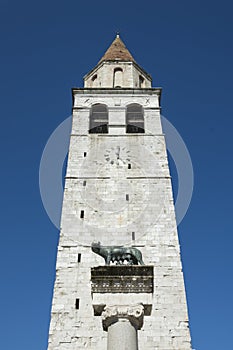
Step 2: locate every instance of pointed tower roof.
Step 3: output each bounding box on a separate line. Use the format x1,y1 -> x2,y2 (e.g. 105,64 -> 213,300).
99,34 -> 135,63
84,34 -> 152,87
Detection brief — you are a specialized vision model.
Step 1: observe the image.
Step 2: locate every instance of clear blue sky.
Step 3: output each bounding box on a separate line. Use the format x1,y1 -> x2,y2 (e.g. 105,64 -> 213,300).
0,0 -> 232,349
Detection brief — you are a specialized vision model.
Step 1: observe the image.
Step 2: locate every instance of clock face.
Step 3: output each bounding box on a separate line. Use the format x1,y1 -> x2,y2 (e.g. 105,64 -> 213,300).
104,146 -> 131,166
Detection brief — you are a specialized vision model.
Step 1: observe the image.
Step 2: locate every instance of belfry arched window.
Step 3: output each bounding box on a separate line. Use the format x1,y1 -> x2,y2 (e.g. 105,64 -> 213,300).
113,68 -> 123,88
89,103 -> 108,134
126,104 -> 144,133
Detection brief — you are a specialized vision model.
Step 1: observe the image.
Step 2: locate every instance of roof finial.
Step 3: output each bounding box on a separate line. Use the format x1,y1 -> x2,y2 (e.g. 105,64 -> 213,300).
116,30 -> 120,38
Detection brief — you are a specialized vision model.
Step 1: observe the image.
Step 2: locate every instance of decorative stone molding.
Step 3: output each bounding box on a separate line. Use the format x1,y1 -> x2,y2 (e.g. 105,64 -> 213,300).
91,265 -> 153,293
102,304 -> 144,331
92,293 -> 153,316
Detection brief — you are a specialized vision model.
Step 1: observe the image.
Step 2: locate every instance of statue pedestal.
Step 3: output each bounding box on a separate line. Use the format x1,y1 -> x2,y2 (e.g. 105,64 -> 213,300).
91,265 -> 153,316
91,266 -> 154,349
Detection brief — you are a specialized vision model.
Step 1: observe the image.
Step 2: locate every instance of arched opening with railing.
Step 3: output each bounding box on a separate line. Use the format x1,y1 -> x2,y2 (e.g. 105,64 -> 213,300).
126,104 -> 144,133
89,104 -> 109,134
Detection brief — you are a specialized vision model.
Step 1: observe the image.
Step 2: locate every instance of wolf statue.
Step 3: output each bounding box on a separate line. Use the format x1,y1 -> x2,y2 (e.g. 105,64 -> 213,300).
91,242 -> 145,265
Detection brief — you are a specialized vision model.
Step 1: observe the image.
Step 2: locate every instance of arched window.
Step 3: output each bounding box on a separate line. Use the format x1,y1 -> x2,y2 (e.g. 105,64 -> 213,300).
126,104 -> 144,133
139,75 -> 145,88
113,68 -> 123,88
89,104 -> 108,134
91,74 -> 98,87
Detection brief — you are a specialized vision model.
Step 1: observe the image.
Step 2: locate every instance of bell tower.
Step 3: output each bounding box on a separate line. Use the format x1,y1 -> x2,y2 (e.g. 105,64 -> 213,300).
47,35 -> 192,350
84,34 -> 151,90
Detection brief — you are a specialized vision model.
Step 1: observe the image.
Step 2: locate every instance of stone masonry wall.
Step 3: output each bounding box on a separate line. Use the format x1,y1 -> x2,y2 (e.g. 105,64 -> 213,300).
47,90 -> 192,350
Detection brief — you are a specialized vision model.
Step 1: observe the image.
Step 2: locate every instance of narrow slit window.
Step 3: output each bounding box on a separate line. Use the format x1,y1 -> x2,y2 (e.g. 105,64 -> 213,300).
128,164 -> 131,169
83,180 -> 86,186
78,253 -> 81,263
126,194 -> 129,201
89,104 -> 108,134
75,299 -> 80,309
80,210 -> 84,219
126,103 -> 144,133
84,152 -> 87,157
132,232 -> 135,240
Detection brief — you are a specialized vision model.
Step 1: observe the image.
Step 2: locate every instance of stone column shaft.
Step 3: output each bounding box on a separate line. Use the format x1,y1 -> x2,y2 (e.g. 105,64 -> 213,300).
102,304 -> 144,350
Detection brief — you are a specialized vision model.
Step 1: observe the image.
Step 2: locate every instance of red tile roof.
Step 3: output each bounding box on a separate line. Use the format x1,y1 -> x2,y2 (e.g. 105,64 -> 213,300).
99,35 -> 135,63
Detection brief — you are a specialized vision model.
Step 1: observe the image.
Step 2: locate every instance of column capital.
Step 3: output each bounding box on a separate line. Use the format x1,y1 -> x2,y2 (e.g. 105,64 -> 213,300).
102,304 -> 144,331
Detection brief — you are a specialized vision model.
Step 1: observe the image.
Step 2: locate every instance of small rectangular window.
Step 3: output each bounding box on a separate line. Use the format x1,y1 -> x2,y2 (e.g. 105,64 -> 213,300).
78,253 -> 81,263
132,232 -> 135,240
128,164 -> 131,169
126,194 -> 129,201
80,210 -> 84,219
84,152 -> 87,157
75,299 -> 80,309
83,180 -> 86,186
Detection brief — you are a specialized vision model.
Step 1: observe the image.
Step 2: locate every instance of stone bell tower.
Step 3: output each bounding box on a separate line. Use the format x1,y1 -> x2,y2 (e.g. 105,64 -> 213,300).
47,35 -> 192,350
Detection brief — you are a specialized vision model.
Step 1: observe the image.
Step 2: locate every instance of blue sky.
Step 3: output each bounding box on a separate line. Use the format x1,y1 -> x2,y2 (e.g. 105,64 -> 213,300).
0,0 -> 232,349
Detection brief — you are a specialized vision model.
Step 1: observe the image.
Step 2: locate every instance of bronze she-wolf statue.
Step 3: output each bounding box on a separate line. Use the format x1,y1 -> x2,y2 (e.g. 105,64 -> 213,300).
91,242 -> 145,265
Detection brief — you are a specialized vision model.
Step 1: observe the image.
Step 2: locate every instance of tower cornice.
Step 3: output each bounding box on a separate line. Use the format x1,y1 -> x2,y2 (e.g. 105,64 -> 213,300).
72,87 -> 161,95
72,87 -> 162,107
